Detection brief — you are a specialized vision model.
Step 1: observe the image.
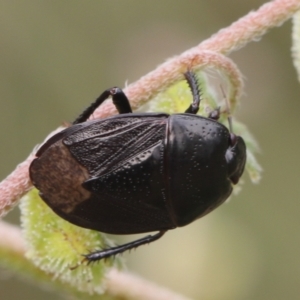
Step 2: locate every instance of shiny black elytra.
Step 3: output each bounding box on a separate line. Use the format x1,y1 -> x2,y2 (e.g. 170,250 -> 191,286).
29,71 -> 246,262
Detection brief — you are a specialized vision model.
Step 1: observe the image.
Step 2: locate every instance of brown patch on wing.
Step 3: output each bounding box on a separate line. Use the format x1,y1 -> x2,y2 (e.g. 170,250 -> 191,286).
30,140 -> 91,214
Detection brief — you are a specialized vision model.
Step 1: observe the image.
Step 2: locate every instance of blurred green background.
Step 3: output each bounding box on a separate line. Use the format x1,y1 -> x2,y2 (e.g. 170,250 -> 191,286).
1,1 -> 300,299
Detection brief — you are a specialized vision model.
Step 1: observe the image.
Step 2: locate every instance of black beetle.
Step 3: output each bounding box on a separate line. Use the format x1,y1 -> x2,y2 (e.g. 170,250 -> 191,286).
29,71 -> 246,262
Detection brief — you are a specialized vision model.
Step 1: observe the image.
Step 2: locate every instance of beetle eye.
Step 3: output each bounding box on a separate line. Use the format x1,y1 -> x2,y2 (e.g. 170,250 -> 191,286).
229,133 -> 237,147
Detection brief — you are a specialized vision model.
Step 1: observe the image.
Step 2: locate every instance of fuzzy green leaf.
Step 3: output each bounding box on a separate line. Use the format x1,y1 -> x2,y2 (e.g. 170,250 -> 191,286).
20,189 -> 123,295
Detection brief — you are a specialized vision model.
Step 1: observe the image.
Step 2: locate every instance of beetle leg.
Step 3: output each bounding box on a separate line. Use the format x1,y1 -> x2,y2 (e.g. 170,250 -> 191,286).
84,230 -> 166,262
73,87 -> 132,124
184,70 -> 202,114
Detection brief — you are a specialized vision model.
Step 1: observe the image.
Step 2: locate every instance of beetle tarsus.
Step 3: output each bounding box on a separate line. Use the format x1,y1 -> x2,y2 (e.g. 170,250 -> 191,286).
73,87 -> 132,124
84,231 -> 166,262
184,70 -> 201,114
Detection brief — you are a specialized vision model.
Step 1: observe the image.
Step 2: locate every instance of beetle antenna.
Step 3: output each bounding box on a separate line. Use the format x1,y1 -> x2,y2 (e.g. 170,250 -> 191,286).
220,85 -> 234,133
184,70 -> 202,114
